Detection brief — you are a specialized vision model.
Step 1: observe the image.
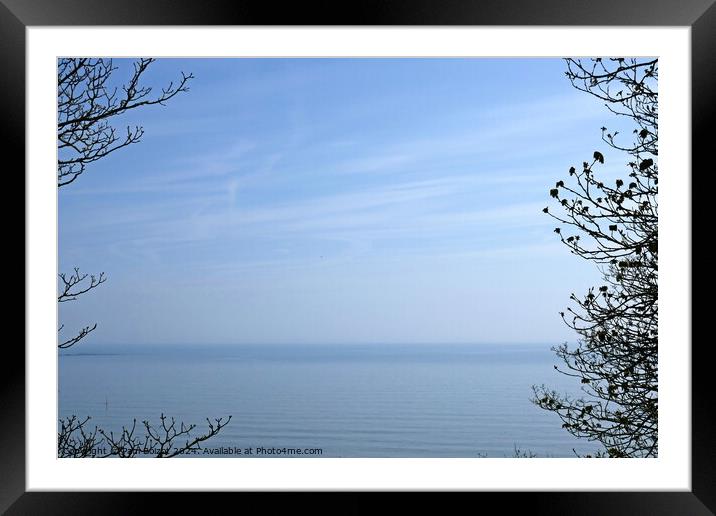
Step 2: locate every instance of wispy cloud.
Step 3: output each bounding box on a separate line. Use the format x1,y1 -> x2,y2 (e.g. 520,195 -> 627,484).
60,86 -> 602,275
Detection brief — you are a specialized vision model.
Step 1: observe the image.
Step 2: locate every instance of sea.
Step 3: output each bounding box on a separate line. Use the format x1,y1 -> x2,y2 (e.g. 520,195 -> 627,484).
58,343 -> 596,458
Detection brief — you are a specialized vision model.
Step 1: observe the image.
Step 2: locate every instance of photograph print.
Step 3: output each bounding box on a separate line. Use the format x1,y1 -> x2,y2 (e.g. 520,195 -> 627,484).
57,57 -> 658,459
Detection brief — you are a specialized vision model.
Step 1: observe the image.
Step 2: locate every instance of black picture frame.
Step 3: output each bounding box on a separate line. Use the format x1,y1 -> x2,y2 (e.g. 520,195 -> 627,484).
4,0 -> 710,513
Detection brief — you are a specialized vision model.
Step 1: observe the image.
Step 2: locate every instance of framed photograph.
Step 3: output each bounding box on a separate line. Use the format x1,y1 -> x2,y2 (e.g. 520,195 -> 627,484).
6,0 -> 710,512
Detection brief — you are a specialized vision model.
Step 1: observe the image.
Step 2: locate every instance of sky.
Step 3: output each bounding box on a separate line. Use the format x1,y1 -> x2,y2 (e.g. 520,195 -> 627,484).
58,58 -> 629,346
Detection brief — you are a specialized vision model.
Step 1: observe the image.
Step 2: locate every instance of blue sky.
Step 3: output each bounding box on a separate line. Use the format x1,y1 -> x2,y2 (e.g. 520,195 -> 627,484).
58,58 -> 626,346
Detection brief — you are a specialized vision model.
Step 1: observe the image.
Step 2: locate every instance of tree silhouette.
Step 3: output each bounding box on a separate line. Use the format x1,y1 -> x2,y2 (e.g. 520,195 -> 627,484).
58,58 -> 231,458
57,267 -> 106,349
58,58 -> 192,187
532,58 -> 658,458
58,414 -> 231,458
57,57 -> 192,349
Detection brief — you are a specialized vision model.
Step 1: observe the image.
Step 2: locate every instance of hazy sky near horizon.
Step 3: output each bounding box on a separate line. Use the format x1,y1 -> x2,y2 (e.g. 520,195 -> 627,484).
59,58 -> 627,346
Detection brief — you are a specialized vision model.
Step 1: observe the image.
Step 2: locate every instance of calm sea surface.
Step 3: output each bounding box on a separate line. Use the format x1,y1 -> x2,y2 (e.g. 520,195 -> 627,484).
58,343 -> 595,457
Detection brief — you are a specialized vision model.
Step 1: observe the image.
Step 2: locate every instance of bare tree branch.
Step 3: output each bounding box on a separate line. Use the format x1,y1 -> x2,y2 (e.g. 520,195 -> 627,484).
58,323 -> 97,349
57,267 -> 106,349
58,268 -> 106,302
57,58 -> 193,187
58,414 -> 232,458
